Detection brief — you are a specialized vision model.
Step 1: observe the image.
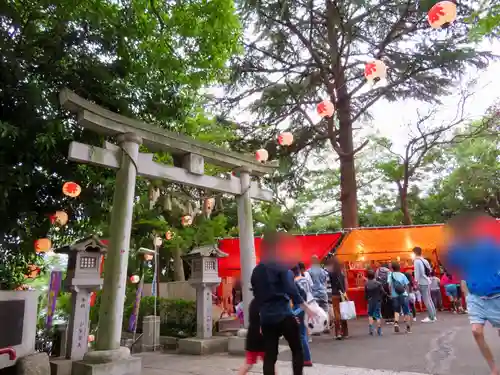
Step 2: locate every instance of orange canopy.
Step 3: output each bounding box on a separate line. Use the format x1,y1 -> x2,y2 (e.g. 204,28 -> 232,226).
335,224 -> 445,262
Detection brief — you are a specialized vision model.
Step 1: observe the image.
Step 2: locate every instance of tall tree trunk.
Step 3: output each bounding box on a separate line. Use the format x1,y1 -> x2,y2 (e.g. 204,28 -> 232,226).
172,247 -> 185,281
332,75 -> 358,229
398,182 -> 413,225
338,124 -> 358,229
325,0 -> 359,229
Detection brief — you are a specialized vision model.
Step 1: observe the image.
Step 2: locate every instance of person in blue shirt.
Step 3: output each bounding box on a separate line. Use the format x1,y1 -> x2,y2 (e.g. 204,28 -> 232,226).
291,265 -> 313,367
251,232 -> 317,375
387,261 -> 412,334
444,212 -> 500,375
307,255 -> 329,312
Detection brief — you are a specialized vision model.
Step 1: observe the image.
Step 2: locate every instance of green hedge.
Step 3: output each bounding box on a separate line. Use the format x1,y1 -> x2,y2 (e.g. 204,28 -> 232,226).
124,296 -> 197,338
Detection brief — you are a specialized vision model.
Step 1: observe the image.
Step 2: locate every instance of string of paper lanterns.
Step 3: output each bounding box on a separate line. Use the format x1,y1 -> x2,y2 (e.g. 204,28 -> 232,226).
35,181 -> 82,253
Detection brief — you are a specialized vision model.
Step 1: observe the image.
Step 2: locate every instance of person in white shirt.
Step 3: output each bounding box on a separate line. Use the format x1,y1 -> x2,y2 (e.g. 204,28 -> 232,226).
299,262 -> 313,289
412,247 -> 437,322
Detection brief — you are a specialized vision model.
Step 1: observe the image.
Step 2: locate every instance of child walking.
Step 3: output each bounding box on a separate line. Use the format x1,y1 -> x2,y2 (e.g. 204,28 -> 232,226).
365,269 -> 383,336
238,299 -> 267,375
291,265 -> 313,367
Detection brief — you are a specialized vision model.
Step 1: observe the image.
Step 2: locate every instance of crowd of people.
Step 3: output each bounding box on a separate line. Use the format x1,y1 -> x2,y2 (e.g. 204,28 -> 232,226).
236,212 -> 500,375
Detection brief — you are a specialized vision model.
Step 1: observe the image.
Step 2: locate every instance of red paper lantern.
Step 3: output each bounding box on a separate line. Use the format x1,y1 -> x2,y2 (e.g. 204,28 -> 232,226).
255,149 -> 269,163
34,238 -> 52,253
129,275 -> 140,284
364,60 -> 387,82
317,100 -> 335,118
428,1 -> 457,28
278,132 -> 294,146
51,211 -> 68,226
25,265 -> 41,279
181,215 -> 193,227
62,182 -> 81,198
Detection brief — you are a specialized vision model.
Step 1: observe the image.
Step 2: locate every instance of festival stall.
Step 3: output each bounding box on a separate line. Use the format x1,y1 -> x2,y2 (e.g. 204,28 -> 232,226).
217,233 -> 343,313
335,224 -> 445,316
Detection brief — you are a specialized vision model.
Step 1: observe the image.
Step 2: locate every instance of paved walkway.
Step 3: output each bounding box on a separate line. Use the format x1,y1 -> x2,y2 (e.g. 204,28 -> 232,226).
138,352 -> 429,375
279,312 -> 496,375
139,311 -> 498,375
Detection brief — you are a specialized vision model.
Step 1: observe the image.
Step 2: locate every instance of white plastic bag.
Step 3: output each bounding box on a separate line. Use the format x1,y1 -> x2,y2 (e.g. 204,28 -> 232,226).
339,300 -> 357,320
305,301 -> 329,334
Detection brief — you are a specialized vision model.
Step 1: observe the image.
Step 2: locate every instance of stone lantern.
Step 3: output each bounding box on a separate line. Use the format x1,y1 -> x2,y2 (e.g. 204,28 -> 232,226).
54,235 -> 107,361
182,244 -> 227,339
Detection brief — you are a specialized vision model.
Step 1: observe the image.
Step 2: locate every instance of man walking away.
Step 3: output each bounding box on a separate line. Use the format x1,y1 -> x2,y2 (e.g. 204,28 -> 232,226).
365,269 -> 384,336
308,255 -> 329,313
413,247 -> 437,322
388,261 -> 412,334
251,232 -> 317,375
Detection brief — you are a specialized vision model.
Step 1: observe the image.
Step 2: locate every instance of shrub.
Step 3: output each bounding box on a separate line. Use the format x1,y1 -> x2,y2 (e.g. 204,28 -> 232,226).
124,296 -> 197,338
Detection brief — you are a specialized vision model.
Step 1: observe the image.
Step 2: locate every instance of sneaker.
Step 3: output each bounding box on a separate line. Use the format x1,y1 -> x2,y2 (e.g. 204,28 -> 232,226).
308,337 -> 312,343
304,361 -> 313,367
413,317 -> 417,322
394,324 -> 400,333
432,317 -> 438,322
406,326 -> 412,334
421,317 -> 433,323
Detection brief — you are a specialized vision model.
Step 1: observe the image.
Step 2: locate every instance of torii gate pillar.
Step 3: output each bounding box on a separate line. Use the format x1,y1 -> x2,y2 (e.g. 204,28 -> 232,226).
237,168 -> 256,328
96,133 -> 141,350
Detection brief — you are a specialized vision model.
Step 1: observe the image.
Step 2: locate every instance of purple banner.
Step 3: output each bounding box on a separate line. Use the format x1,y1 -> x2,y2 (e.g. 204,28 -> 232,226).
128,275 -> 144,332
46,270 -> 62,329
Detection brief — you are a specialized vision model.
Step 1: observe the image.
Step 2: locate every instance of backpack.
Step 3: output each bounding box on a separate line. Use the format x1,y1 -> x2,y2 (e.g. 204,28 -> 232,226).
391,273 -> 406,295
417,258 -> 432,277
376,267 -> 389,285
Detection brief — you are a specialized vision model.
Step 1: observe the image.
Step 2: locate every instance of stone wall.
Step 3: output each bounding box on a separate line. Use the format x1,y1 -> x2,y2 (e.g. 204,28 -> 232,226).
142,281 -> 196,301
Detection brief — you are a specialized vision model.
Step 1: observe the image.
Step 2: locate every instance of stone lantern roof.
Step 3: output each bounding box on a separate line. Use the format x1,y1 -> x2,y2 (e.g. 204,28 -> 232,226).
182,244 -> 228,261
53,235 -> 108,254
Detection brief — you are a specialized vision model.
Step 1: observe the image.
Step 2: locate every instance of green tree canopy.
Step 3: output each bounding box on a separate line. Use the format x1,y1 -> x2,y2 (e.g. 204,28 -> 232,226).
0,0 -> 241,288
226,0 -> 492,228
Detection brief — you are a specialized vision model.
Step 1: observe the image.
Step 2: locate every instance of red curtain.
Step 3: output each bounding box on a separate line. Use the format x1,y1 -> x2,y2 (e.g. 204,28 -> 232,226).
217,233 -> 342,277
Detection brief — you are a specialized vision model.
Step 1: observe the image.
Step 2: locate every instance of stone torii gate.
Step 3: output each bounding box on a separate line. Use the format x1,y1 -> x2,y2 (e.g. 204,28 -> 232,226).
59,89 -> 277,369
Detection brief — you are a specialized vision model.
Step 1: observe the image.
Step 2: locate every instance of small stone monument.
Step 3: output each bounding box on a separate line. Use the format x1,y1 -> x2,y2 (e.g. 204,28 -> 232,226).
54,235 -> 107,361
177,244 -> 229,355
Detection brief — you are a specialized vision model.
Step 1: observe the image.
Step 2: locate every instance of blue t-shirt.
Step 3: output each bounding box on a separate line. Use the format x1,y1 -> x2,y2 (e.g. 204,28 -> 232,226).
446,238 -> 500,297
387,271 -> 409,298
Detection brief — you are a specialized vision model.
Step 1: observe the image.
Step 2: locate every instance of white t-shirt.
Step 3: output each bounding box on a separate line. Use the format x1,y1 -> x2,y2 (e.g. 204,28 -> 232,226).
304,271 -> 314,289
